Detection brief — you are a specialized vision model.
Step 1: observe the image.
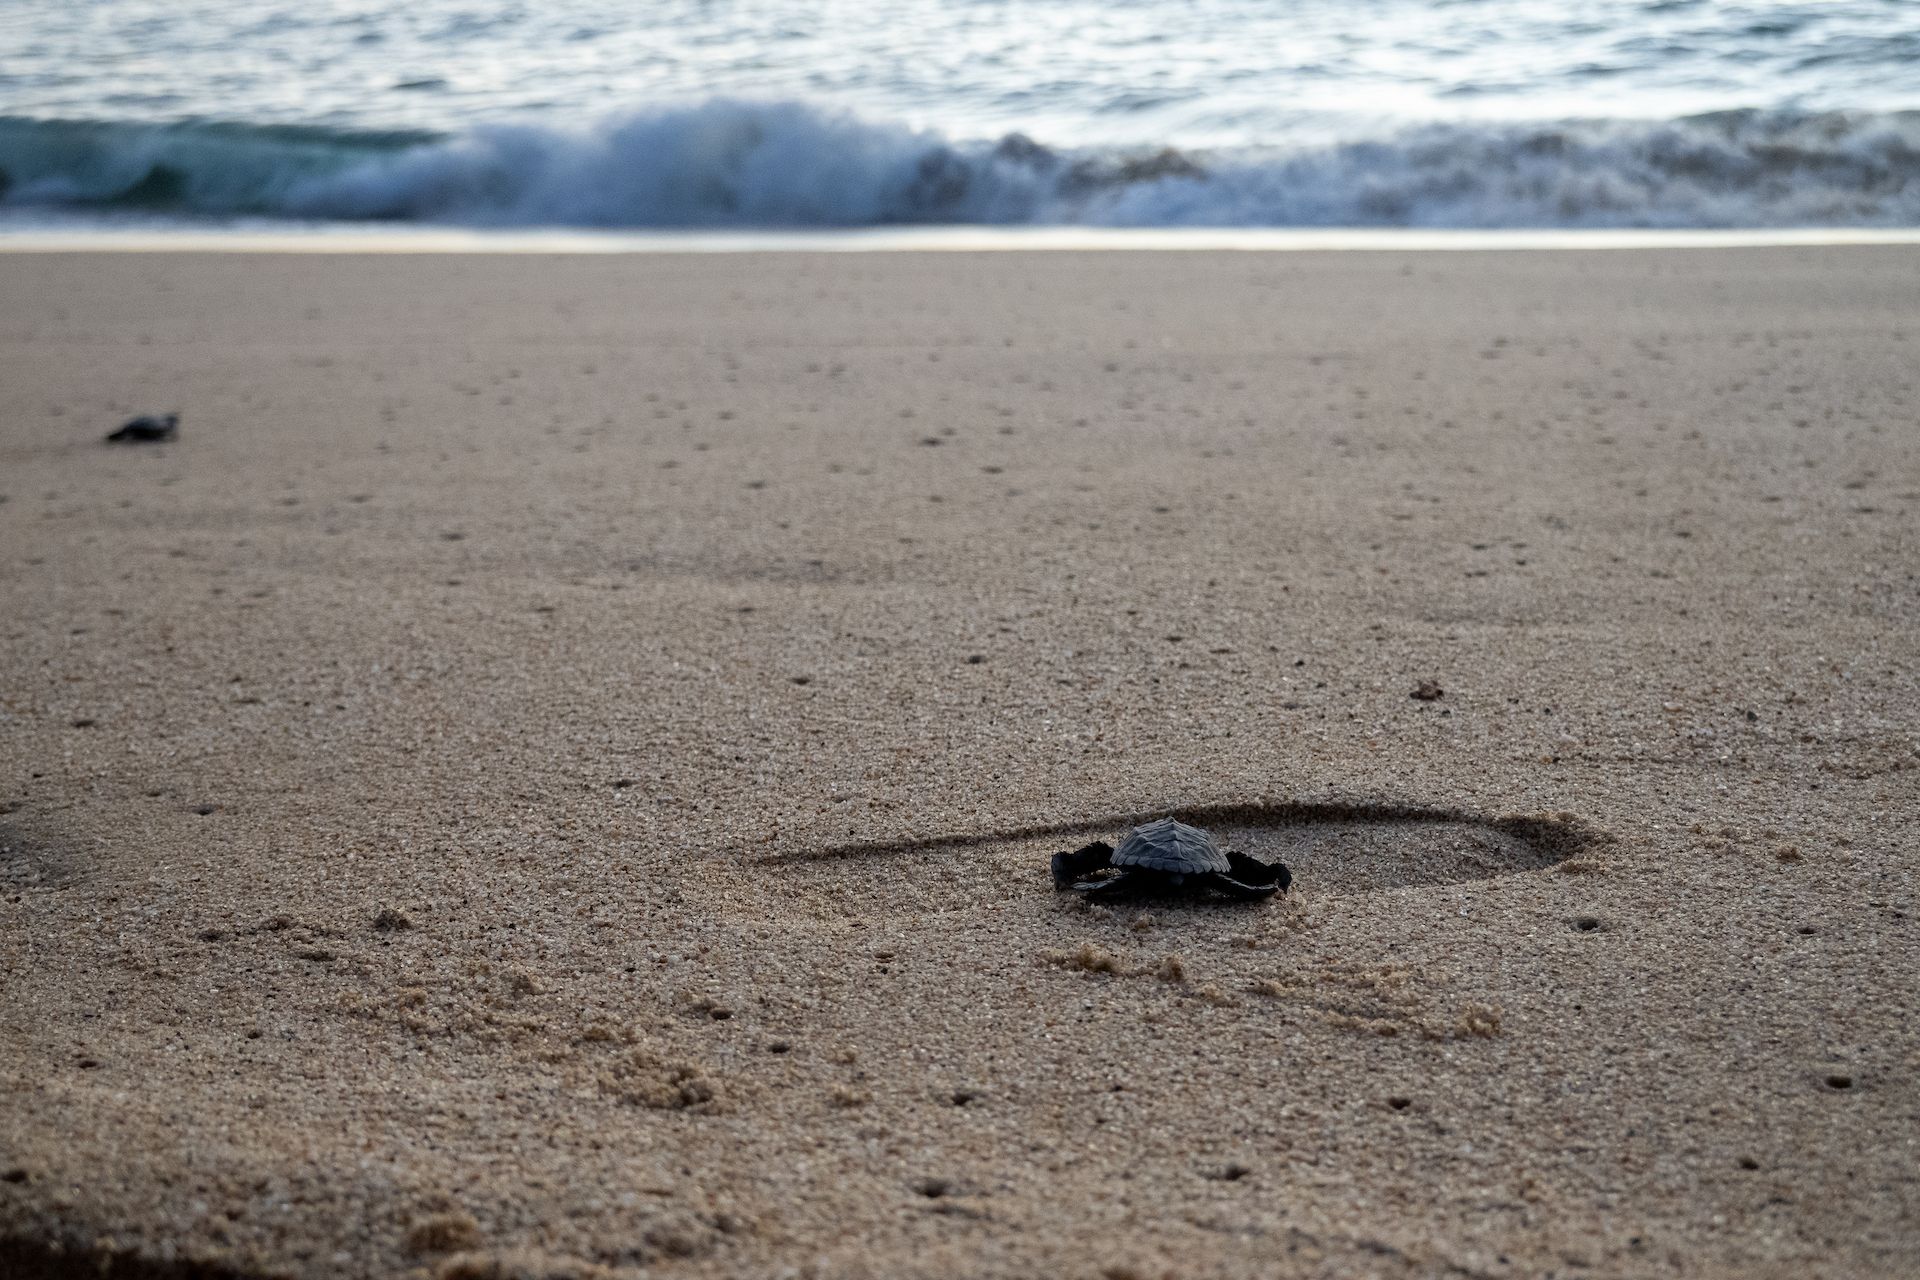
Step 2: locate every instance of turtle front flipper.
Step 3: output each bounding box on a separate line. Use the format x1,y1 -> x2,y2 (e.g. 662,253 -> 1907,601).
1051,840 -> 1115,889
1211,851 -> 1292,900
1082,869 -> 1160,900
1203,874 -> 1281,901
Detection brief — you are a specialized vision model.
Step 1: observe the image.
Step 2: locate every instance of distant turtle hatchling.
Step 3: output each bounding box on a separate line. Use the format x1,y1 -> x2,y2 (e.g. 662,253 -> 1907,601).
1051,817 -> 1290,901
105,413 -> 179,443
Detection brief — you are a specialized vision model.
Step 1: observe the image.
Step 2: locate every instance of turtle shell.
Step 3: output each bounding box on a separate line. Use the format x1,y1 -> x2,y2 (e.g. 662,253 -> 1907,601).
1111,818 -> 1230,875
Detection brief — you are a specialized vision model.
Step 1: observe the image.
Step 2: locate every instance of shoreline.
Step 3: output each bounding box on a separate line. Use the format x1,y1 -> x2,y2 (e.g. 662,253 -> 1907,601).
3,224 -> 1920,254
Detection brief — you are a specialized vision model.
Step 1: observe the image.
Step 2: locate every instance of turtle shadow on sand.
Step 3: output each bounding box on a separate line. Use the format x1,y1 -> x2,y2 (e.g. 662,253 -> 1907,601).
0,820 -> 84,893
758,799 -> 1606,901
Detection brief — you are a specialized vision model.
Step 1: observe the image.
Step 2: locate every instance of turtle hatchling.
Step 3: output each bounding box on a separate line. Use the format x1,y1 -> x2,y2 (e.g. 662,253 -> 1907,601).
1051,817 -> 1290,901
105,413 -> 179,444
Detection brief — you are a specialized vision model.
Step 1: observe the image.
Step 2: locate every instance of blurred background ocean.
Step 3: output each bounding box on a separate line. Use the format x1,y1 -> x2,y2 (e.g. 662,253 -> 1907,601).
1,0 -> 1916,229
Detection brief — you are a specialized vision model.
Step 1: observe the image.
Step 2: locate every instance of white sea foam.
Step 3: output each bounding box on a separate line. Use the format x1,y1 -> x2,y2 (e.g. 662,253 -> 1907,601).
5,0 -> 1917,231
3,102 -> 1918,230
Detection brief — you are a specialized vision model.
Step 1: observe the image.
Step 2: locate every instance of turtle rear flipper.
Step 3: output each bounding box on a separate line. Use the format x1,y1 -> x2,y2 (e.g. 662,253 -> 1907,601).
1051,840 -> 1115,889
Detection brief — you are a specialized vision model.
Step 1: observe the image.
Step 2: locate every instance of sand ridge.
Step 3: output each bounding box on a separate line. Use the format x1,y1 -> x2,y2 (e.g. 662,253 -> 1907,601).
1,248 -> 1917,1277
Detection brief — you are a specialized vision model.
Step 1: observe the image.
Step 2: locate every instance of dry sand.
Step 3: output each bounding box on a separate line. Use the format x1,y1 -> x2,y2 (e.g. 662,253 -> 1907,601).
0,247 -> 1916,1279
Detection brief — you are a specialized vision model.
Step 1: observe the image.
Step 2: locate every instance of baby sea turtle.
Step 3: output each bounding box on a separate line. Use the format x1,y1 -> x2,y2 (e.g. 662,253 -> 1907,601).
105,413 -> 178,444
1051,817 -> 1290,901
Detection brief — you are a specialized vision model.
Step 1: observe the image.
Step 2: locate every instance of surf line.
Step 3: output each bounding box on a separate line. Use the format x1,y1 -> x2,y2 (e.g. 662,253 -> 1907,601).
5,226 -> 1920,254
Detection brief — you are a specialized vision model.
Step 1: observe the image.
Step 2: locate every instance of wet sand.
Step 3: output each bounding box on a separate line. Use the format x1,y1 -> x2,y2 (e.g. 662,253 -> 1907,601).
1,248 -> 1916,1278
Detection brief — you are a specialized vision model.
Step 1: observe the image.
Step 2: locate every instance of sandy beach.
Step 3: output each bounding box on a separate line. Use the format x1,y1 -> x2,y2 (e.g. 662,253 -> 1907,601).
1,247 -> 1916,1278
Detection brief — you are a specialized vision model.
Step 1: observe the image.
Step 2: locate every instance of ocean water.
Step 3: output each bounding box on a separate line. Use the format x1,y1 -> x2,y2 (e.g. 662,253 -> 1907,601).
1,0 -> 1916,230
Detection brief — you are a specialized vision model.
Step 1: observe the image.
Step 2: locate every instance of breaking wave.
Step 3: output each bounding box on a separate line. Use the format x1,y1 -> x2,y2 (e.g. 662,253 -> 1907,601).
2,101 -> 1917,229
